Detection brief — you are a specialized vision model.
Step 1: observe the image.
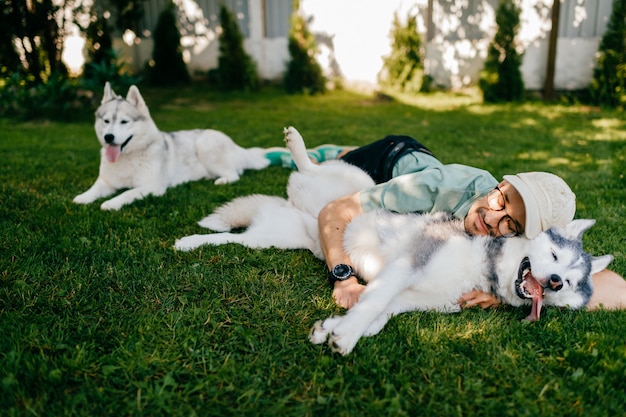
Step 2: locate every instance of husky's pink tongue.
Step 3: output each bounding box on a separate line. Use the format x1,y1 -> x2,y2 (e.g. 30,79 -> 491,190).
105,145 -> 121,163
524,275 -> 544,322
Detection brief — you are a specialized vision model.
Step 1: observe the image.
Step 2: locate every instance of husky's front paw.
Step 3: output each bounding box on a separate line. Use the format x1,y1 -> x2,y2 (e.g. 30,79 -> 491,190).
309,320 -> 333,345
309,316 -> 358,355
100,198 -> 123,211
328,329 -> 359,356
73,193 -> 94,204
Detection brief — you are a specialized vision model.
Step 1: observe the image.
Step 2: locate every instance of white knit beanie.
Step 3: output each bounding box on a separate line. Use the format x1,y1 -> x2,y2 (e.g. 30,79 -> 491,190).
503,172 -> 576,239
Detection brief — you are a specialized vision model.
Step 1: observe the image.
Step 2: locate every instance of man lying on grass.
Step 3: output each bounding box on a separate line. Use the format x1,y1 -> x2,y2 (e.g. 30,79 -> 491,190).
266,135 -> 626,311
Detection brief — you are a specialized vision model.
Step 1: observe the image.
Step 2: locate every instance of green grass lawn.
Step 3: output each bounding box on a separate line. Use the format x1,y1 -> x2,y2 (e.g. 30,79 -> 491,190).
1,85 -> 625,416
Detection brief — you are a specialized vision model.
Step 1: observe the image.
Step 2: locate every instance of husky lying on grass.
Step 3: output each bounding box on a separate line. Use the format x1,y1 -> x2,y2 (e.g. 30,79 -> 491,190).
175,127 -> 375,259
73,82 -> 269,210
176,126 -> 613,355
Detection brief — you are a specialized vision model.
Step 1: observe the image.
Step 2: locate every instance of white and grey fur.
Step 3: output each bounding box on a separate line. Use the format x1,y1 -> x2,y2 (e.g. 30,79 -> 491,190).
175,126 -> 613,355
73,82 -> 269,210
313,210 -> 610,354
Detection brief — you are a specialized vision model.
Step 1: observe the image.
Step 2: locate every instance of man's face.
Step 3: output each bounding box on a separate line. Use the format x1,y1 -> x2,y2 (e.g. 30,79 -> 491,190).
464,181 -> 526,237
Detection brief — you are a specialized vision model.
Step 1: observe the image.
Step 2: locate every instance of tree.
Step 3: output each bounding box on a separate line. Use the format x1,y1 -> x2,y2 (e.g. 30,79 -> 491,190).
378,10 -> 424,94
590,0 -> 626,107
0,0 -> 142,120
543,0 -> 561,100
147,1 -> 190,86
0,2 -> 21,77
284,0 -> 325,94
209,4 -> 259,91
0,0 -> 69,83
479,0 -> 524,102
81,13 -> 115,80
108,0 -> 145,34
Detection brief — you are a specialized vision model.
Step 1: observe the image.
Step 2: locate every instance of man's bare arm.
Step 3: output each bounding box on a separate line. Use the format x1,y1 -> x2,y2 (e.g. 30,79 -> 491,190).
458,290 -> 500,309
587,269 -> 626,310
318,192 -> 365,309
457,269 -> 626,310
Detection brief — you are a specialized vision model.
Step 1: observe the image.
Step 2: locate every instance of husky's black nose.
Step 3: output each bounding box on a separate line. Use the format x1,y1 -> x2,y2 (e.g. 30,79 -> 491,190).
549,274 -> 563,291
104,134 -> 115,144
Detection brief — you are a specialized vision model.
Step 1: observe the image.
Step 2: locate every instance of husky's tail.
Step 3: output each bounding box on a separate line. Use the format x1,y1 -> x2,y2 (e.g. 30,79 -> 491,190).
197,194 -> 289,231
245,147 -> 272,170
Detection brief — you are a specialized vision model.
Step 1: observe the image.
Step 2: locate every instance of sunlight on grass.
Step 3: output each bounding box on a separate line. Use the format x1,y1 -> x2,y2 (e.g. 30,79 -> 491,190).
466,105 -> 500,115
517,151 -> 553,162
592,118 -> 624,129
509,117 -> 539,128
590,131 -> 626,141
453,321 -> 491,340
517,151 -> 614,170
411,315 -> 496,345
546,157 -> 574,166
383,87 -> 483,111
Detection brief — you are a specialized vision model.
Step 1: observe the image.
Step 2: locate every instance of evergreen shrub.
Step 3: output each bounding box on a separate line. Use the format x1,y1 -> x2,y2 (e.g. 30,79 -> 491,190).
479,0 -> 524,102
208,4 -> 259,91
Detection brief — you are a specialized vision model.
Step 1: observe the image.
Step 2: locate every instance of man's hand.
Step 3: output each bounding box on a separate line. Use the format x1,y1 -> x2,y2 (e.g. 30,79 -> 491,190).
458,290 -> 500,309
332,278 -> 365,309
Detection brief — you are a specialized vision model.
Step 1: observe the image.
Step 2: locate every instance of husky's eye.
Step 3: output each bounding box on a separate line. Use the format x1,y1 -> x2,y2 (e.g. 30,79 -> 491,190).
565,279 -> 571,286
103,119 -> 110,124
120,120 -> 129,124
551,250 -> 558,261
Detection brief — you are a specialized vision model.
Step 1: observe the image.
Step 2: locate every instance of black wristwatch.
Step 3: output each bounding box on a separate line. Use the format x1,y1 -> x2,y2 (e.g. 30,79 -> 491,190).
328,264 -> 355,287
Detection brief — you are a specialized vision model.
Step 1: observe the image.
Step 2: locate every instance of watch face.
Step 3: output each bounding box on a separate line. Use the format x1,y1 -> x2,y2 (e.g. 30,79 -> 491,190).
333,264 -> 352,279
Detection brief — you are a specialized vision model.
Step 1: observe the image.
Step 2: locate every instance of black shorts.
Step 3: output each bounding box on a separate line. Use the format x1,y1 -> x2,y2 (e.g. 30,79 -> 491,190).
339,135 -> 437,184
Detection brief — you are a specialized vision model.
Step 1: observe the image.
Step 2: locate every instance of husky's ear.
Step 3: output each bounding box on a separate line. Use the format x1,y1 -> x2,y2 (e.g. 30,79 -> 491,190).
560,219 -> 596,240
591,254 -> 614,275
102,82 -> 116,104
125,85 -> 150,116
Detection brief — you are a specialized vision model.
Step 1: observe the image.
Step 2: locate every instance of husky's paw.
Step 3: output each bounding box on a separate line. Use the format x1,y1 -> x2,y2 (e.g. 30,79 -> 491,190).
309,316 -> 358,355
100,199 -> 124,211
174,235 -> 207,251
283,126 -> 305,150
214,175 -> 239,185
73,193 -> 94,204
197,215 -> 231,231
309,320 -> 333,345
284,126 -> 314,171
328,329 -> 359,356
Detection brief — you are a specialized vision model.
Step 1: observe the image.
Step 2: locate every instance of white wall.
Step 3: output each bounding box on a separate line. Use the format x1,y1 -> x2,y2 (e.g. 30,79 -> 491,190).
109,0 -> 606,91
522,38 -> 601,90
301,0 -> 420,91
302,0 -> 605,91
115,0 -> 289,80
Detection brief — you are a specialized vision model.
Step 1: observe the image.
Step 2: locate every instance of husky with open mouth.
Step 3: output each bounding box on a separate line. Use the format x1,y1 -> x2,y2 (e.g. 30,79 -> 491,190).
309,209 -> 612,354
175,126 -> 613,355
73,82 -> 269,210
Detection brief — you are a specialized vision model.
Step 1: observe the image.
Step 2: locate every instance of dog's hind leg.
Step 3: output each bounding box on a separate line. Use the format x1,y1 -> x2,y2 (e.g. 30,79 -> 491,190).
174,226 -> 317,253
174,232 -> 273,251
283,126 -> 318,173
174,233 -> 228,251
176,204 -> 321,254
